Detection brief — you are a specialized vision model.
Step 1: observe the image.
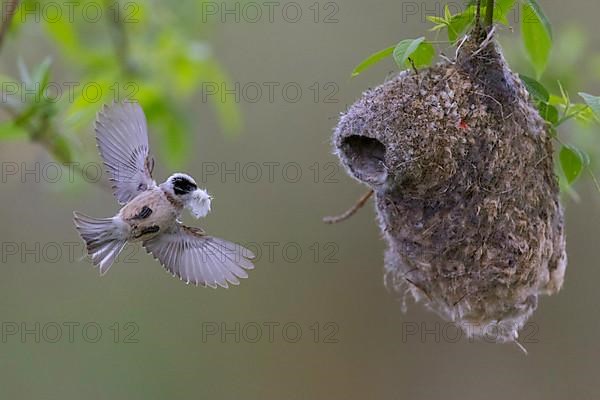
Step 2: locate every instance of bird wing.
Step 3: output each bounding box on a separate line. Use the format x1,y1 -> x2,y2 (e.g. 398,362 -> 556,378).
142,224 -> 255,288
95,101 -> 156,204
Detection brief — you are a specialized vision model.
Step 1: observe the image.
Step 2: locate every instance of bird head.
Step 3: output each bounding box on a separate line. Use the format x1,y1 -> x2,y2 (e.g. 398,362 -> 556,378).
163,173 -> 212,218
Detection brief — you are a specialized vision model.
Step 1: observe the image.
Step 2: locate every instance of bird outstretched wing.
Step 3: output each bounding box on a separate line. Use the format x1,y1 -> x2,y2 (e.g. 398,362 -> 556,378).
95,101 -> 156,204
142,224 -> 255,288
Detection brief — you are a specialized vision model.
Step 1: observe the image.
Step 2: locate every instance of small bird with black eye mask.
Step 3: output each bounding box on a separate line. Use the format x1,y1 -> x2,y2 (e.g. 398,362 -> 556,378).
73,102 -> 255,288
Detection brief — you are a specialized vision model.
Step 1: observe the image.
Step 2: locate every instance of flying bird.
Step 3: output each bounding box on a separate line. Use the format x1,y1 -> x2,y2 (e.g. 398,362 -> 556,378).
73,102 -> 255,288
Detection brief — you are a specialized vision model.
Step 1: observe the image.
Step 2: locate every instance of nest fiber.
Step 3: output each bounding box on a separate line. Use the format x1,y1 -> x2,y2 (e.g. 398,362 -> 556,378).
333,36 -> 566,342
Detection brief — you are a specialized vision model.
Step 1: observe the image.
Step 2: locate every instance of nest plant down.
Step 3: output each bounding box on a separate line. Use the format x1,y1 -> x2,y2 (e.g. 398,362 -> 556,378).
333,30 -> 566,343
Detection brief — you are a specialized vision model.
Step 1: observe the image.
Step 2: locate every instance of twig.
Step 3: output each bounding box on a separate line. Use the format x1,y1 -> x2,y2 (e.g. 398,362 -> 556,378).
485,0 -> 495,27
0,0 -> 20,51
471,26 -> 496,57
587,167 -> 600,195
323,189 -> 374,224
514,338 -> 528,355
1,103 -> 113,192
408,58 -> 419,75
104,0 -> 135,76
0,1 -> 113,194
455,34 -> 469,59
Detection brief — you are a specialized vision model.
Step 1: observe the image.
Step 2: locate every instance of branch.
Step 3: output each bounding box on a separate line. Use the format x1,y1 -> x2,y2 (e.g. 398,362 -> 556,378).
323,190 -> 374,224
0,0 -> 20,51
0,0 -> 112,193
0,104 -> 112,191
104,0 -> 136,76
485,0 -> 495,27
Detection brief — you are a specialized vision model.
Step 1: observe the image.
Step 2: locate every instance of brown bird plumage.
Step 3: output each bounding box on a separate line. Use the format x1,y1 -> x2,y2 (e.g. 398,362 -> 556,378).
73,102 -> 255,288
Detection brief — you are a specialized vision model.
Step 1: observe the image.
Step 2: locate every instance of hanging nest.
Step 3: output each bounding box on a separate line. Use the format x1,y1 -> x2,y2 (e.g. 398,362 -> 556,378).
332,27 -> 567,343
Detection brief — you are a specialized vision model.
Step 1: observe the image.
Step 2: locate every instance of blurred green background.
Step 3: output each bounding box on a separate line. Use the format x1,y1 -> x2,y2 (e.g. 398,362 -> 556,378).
1,0 -> 600,399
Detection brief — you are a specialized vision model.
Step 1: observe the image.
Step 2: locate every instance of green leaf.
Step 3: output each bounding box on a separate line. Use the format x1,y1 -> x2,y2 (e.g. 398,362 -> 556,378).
519,75 -> 549,102
63,78 -> 115,129
548,94 -> 566,107
522,0 -> 552,37
43,16 -> 82,57
579,92 -> 600,122
427,16 -> 446,26
572,104 -> 596,124
393,38 -> 424,68
0,122 -> 28,139
393,37 -> 433,69
521,0 -> 552,78
557,81 -> 570,106
351,46 -> 395,77
17,57 -> 31,85
448,12 -> 474,42
429,1 -> 515,44
553,103 -> 591,126
560,145 -> 588,184
494,0 -> 517,23
32,58 -> 52,97
50,135 -> 73,164
537,102 -> 558,125
444,4 -> 452,20
409,41 -> 435,68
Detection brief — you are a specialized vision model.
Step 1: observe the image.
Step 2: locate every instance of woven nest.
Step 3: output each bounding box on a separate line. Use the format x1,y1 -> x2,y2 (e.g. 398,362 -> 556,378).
333,30 -> 567,343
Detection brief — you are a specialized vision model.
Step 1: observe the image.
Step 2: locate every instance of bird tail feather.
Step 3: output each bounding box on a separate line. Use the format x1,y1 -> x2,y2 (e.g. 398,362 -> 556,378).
73,212 -> 128,275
